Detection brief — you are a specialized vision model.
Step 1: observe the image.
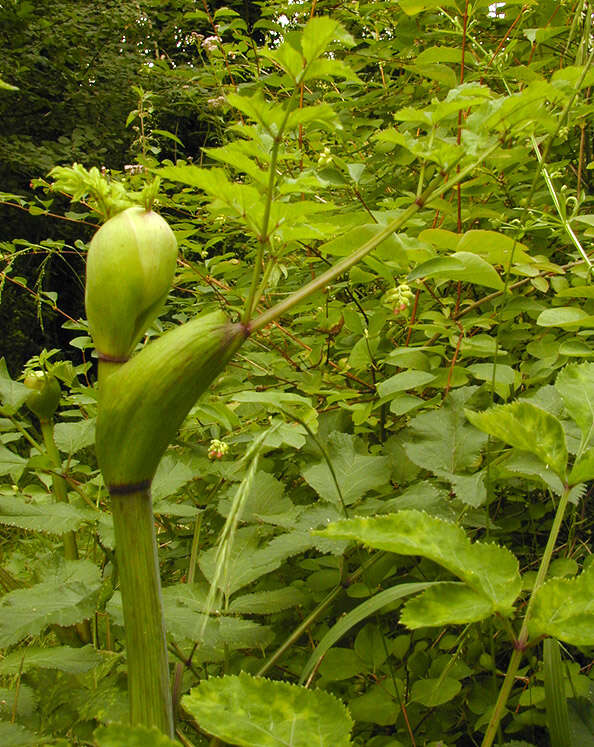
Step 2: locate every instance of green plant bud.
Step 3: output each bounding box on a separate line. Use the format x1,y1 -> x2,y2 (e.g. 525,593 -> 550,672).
24,371 -> 61,420
85,206 -> 177,361
96,311 -> 247,491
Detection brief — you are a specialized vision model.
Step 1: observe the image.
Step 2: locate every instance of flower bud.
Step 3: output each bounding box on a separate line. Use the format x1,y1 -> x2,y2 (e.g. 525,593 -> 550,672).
24,371 -> 61,421
85,206 -> 177,361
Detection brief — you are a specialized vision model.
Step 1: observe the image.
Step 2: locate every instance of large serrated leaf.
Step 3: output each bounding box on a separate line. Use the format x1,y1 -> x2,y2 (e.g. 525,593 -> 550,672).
528,564 -> 594,645
466,401 -> 568,480
182,672 -> 353,746
0,495 -> 97,534
316,510 -> 521,613
400,582 -> 494,628
0,645 -> 104,675
0,358 -> 29,415
0,721 -> 38,746
555,363 -> 594,448
94,723 -> 179,746
0,560 -> 101,647
229,587 -> 307,615
199,525 -> 299,597
107,586 -> 272,651
302,432 -> 390,507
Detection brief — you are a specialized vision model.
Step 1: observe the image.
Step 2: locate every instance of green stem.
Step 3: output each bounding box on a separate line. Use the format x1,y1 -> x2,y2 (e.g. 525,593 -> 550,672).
248,143 -> 499,334
98,356 -> 173,736
111,489 -> 174,737
40,420 -> 79,562
242,94 -> 297,325
40,419 -> 91,644
481,483 -> 572,747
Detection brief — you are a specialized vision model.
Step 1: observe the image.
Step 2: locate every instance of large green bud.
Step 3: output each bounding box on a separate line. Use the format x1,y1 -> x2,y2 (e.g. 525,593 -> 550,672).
96,311 -> 247,492
85,206 -> 177,361
24,371 -> 61,421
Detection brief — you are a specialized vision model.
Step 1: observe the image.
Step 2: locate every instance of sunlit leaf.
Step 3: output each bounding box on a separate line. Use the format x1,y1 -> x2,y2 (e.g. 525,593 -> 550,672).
182,673 -> 353,746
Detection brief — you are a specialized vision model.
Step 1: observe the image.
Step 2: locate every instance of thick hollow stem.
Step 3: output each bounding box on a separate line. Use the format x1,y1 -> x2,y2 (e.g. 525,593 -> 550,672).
111,488 -> 174,737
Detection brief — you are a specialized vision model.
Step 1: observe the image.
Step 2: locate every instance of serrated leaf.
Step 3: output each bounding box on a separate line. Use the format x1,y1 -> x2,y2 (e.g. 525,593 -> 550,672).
0,445 -> 26,480
0,560 -> 101,647
0,645 -> 104,675
94,723 -> 179,746
229,587 -> 307,614
316,510 -> 521,612
0,495 -> 97,534
218,470 -> 298,527
151,455 -> 194,501
0,358 -> 29,415
0,721 -> 38,746
555,363 -> 594,448
53,417 -> 95,454
182,672 -> 353,746
466,401 -> 568,480
569,446 -> 594,483
302,432 -> 390,507
403,387 -> 487,474
401,582 -> 494,628
199,526 -> 299,597
301,17 -> 354,63
528,564 -> 594,645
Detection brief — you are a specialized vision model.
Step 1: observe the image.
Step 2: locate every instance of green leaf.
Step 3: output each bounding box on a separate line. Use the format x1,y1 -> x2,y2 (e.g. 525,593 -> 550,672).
537,307 -> 594,328
108,585 -> 273,651
302,432 -> 391,506
0,445 -> 26,480
348,682 -> 401,725
555,363 -> 594,447
151,455 -> 194,501
377,370 -> 436,399
229,587 -> 307,615
465,401 -> 568,480
94,723 -> 179,746
0,722 -> 38,746
569,446 -> 594,483
408,252 -> 503,290
0,645 -> 104,675
315,510 -> 521,613
301,17 -> 353,63
403,387 -> 488,474
53,417 -> 95,454
410,677 -> 461,707
528,564 -> 594,645
0,358 -> 29,414
0,494 -> 96,534
182,672 -> 353,746
199,526 -> 302,597
400,582 -> 494,628
218,471 -> 299,527
0,560 -> 101,647
300,582 -> 434,684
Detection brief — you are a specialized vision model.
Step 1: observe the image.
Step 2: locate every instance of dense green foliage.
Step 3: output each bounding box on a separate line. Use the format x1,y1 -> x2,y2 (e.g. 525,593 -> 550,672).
1,0 -> 594,745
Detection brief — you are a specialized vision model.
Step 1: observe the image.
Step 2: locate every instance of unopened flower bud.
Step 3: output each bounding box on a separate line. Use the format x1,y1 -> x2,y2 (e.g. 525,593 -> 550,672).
24,371 -> 61,421
85,207 -> 177,361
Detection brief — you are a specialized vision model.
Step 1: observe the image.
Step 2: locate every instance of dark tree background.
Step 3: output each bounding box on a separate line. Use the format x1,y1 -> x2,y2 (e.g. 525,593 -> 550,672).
0,0 -> 261,374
